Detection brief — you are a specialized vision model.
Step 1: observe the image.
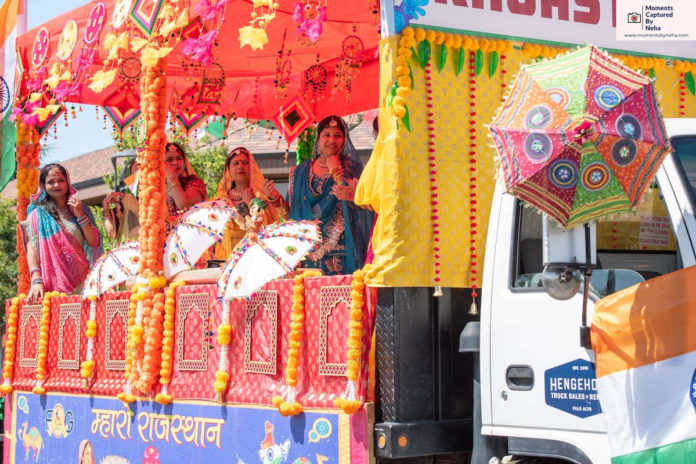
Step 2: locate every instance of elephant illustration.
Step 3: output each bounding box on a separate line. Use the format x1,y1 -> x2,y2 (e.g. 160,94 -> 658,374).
18,422 -> 43,462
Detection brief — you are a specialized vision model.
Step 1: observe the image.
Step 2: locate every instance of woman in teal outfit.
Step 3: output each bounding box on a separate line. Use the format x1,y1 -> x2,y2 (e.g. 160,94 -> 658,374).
288,115 -> 373,275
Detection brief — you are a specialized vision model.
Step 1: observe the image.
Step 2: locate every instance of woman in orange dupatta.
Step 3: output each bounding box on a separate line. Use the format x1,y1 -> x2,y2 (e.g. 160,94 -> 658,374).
214,147 -> 288,259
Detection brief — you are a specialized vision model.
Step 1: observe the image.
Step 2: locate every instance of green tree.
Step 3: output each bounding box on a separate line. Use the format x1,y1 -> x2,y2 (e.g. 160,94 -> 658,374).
0,198 -> 17,333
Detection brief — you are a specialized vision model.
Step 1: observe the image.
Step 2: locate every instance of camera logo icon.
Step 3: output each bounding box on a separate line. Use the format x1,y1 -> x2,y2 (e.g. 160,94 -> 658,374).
627,12 -> 641,23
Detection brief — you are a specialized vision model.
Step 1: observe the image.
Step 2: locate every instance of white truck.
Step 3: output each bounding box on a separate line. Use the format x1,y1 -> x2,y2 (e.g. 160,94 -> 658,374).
475,118 -> 696,463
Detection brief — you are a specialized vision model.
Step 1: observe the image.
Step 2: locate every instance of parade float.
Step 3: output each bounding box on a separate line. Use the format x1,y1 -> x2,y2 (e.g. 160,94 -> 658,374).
3,0 -> 696,463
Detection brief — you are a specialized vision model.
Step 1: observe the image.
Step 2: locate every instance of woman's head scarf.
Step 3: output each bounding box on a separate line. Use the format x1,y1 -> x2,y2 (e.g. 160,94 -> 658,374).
216,147 -> 281,223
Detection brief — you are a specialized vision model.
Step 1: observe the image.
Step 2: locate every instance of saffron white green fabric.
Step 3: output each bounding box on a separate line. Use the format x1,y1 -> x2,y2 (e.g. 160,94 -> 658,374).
592,265 -> 696,463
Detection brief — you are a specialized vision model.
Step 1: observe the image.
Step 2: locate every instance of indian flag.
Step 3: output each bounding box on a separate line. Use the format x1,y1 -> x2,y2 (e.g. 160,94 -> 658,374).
0,0 -> 25,191
591,266 -> 696,463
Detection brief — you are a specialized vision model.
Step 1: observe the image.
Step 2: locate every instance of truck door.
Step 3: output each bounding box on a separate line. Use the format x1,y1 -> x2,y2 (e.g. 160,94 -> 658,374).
481,170 -> 695,462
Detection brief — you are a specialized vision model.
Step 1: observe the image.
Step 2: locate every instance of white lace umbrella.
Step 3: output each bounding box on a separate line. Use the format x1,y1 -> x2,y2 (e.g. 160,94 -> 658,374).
82,241 -> 140,299
163,200 -> 236,279
217,220 -> 321,300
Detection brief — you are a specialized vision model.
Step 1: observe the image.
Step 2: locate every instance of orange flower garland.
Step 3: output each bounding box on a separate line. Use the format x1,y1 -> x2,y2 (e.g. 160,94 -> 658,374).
273,270 -> 321,416
15,122 -> 41,294
135,276 -> 167,395
334,269 -> 366,414
156,279 -> 185,405
80,295 -> 99,384
0,294 -> 24,394
34,291 -> 63,395
138,59 -> 168,278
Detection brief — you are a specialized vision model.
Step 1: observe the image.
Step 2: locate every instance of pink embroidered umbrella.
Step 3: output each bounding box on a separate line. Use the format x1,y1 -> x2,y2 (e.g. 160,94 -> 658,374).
489,45 -> 671,228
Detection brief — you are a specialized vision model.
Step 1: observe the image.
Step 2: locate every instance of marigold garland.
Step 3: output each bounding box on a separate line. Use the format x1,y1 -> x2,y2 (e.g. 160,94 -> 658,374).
156,279 -> 185,405
34,291 -> 63,395
0,294 -> 25,394
135,276 -> 167,395
15,122 -> 41,294
138,60 -> 168,278
80,295 -> 99,385
213,293 -> 234,402
333,269 -> 366,414
118,283 -> 143,403
272,270 -> 322,416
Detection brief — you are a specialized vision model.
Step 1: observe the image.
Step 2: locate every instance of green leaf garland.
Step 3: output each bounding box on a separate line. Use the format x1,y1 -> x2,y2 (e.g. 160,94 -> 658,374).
686,71 -> 695,96
474,49 -> 484,76
455,47 -> 465,76
437,44 -> 447,73
488,51 -> 499,78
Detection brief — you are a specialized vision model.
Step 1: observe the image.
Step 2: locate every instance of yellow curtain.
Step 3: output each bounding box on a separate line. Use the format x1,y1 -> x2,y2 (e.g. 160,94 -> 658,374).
356,33 -> 696,288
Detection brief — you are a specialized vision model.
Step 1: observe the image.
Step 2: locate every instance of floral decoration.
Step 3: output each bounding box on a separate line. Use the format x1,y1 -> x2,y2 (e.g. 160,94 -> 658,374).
272,270 -> 322,416
333,269 -> 366,414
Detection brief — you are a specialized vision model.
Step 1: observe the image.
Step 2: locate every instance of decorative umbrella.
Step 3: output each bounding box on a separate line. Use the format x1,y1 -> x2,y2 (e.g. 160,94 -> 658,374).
82,241 -> 140,298
217,220 -> 321,300
163,200 -> 237,279
489,45 -> 671,229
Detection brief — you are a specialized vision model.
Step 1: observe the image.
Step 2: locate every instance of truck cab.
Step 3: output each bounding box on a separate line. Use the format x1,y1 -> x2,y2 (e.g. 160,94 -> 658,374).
478,118 -> 696,463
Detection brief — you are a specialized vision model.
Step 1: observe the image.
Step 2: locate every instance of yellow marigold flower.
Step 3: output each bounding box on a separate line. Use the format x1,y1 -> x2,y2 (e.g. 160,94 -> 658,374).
399,36 -> 415,48
453,35 -> 463,48
434,31 -> 445,45
414,28 -> 426,42
396,87 -> 411,98
425,29 -> 436,43
402,27 -> 414,37
396,54 -> 408,66
479,38 -> 489,53
396,65 -> 409,76
443,34 -> 454,48
392,95 -> 406,107
398,75 -> 411,87
392,105 -> 406,119
398,47 -> 412,59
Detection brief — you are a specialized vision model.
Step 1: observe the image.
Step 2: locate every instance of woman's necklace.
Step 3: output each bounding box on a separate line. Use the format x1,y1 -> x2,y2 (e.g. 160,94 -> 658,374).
227,187 -> 245,203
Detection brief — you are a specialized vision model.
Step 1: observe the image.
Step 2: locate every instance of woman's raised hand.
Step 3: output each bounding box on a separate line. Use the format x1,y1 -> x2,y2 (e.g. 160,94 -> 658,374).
67,195 -> 84,217
261,178 -> 279,200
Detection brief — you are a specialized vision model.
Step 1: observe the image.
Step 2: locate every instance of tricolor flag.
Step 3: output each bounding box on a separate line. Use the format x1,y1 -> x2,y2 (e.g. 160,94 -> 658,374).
591,266 -> 696,463
0,0 -> 25,192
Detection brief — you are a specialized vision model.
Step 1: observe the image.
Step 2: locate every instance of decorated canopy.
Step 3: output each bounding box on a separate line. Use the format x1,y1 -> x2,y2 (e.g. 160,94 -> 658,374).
14,0 -> 380,137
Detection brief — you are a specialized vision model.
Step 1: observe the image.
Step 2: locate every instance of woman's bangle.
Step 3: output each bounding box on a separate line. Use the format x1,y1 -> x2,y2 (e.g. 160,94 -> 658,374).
31,278 -> 43,286
30,267 -> 40,275
77,216 -> 90,227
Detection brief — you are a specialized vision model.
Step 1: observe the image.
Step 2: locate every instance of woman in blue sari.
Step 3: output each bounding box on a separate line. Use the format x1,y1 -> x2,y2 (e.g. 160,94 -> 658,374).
289,115 -> 373,275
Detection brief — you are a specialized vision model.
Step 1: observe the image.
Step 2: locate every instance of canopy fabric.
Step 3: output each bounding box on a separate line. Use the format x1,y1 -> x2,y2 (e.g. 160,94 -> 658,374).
15,0 -> 380,121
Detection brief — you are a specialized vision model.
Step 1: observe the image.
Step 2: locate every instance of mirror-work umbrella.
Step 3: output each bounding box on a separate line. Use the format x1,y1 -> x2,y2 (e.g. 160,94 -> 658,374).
217,220 -> 321,300
489,45 -> 671,228
82,241 -> 139,298
163,200 -> 236,279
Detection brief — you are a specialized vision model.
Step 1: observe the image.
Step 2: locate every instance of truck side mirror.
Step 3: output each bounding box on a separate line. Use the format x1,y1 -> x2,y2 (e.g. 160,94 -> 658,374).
540,215 -> 597,348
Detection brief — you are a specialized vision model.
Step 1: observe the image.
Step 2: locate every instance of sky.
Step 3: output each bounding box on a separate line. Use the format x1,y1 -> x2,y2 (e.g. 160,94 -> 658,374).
27,0 -> 115,164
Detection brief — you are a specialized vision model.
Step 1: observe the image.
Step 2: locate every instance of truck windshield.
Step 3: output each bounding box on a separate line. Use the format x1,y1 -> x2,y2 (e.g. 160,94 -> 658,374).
671,135 -> 696,200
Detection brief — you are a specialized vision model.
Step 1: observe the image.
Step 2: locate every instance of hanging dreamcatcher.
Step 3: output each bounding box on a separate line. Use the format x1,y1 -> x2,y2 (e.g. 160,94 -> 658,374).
332,31 -> 364,103
199,62 -> 226,105
304,55 -> 327,103
292,0 -> 327,45
275,31 -> 292,100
